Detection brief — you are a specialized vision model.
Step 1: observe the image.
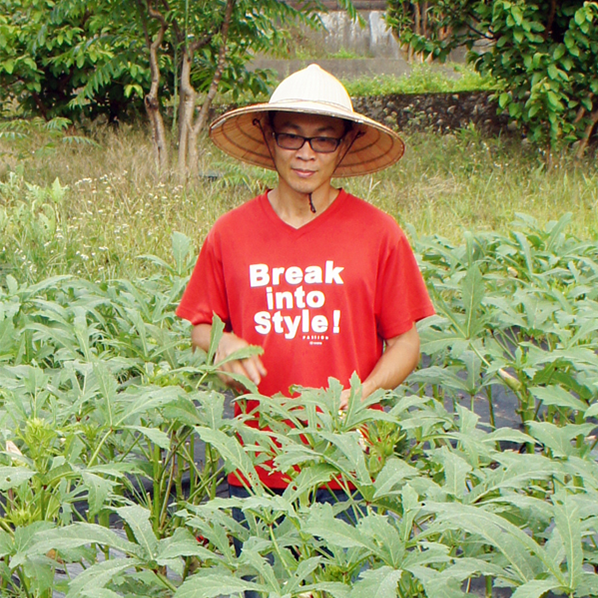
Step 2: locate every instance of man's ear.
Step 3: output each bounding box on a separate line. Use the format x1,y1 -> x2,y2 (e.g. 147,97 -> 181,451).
343,124 -> 364,146
255,115 -> 275,152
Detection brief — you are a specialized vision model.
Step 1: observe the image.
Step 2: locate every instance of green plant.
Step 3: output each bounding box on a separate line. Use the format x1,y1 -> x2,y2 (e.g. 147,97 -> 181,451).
386,0 -> 598,155
414,212 -> 598,444
0,213 -> 597,595
172,378 -> 598,598
343,63 -> 498,96
0,0 -> 363,173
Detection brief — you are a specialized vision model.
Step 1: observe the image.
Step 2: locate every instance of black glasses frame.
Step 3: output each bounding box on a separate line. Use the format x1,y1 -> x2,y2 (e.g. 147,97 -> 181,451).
271,131 -> 344,153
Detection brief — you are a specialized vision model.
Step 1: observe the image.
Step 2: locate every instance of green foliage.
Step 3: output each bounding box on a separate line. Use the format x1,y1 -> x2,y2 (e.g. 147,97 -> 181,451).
386,0 -> 598,150
0,117 -> 97,161
0,0 -> 149,121
414,212 -> 598,440
0,0 -> 323,122
0,212 -> 597,595
343,63 -> 498,96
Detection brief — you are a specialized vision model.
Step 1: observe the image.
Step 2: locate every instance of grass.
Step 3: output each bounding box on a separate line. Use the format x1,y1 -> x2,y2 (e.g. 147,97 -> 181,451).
342,63 -> 499,96
0,121 -> 597,283
217,62 -> 498,106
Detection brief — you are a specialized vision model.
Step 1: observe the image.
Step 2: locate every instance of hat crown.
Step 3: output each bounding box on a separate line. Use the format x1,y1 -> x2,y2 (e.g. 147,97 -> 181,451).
269,64 -> 354,112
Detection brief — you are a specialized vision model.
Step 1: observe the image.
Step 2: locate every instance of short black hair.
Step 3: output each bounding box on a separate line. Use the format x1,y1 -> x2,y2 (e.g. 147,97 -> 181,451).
268,111 -> 353,135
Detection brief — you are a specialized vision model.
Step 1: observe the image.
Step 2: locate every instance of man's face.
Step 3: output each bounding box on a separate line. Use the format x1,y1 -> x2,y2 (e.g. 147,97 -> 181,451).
266,112 -> 350,196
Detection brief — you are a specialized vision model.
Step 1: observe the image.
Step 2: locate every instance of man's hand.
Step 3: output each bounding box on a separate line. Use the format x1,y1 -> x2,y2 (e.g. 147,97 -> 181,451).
338,325 -> 420,410
213,331 -> 267,388
339,388 -> 352,411
191,323 -> 266,390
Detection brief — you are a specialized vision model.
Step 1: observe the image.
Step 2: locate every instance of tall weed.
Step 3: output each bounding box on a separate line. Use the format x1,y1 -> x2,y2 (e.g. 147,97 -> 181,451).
1,127 -> 596,283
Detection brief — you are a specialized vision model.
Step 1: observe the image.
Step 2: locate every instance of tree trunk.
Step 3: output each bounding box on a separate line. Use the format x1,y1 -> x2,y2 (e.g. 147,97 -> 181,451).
575,108 -> 598,160
178,0 -> 236,177
145,5 -> 169,172
188,0 -> 236,171
177,47 -> 197,176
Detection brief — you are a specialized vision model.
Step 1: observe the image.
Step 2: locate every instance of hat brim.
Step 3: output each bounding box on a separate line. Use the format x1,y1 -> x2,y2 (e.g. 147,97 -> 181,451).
209,101 -> 405,178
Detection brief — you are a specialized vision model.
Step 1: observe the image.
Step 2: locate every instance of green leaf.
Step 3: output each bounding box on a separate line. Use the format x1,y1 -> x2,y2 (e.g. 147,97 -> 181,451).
527,422 -> 595,457
547,64 -> 559,80
553,44 -> 566,60
428,502 -> 561,585
92,362 -> 118,427
529,386 -> 586,411
304,504 -> 372,550
156,528 -> 215,563
547,91 -> 564,111
66,558 -> 144,598
511,579 -> 562,598
81,590 -> 123,598
584,403 -> 598,419
283,464 -> 336,500
318,430 -> 370,484
373,458 -> 420,499
195,426 -> 260,486
284,557 -> 322,595
351,566 -> 403,598
511,6 -> 523,26
461,262 -> 484,338
6,275 -> 18,295
82,472 -> 117,518
207,314 -> 225,364
553,495 -> 583,590
0,465 -> 35,490
171,231 -> 192,275
436,447 -> 472,497
115,505 -> 158,560
19,523 -> 139,568
174,569 -> 262,598
125,425 -> 171,450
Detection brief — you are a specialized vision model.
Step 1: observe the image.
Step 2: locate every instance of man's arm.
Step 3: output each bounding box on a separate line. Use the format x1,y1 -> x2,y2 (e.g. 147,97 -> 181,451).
340,324 -> 420,409
191,323 -> 267,388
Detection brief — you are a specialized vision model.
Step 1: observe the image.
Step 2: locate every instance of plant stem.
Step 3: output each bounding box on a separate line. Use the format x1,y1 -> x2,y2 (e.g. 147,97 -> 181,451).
486,385 -> 496,429
152,443 -> 163,535
88,429 -> 113,467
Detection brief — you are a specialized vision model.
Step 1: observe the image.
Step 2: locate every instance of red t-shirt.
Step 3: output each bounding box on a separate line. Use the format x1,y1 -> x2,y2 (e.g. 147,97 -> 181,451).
177,190 -> 435,487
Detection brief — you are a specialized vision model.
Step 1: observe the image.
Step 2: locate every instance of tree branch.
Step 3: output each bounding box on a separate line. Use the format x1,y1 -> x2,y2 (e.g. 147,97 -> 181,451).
544,0 -> 557,40
144,0 -> 169,171
135,0 -> 151,48
160,0 -> 183,43
575,108 -> 598,159
193,0 -> 237,136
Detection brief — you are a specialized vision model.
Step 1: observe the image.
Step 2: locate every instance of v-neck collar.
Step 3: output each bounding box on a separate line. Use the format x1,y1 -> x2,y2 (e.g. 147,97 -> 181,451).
258,189 -> 348,237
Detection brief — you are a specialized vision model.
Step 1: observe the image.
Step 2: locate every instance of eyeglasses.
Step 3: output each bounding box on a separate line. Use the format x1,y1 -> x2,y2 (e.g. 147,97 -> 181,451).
272,131 -> 343,153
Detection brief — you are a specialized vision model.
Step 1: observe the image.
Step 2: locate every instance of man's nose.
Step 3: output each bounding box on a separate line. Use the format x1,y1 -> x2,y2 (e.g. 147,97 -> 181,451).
296,139 -> 316,159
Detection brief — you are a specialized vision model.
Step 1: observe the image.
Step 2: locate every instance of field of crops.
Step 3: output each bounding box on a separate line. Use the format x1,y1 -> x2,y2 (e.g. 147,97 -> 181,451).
1,124 -> 598,597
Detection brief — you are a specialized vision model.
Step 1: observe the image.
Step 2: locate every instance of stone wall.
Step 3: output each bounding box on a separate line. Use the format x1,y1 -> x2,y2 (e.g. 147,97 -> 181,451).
352,91 -> 510,135
211,91 -> 510,136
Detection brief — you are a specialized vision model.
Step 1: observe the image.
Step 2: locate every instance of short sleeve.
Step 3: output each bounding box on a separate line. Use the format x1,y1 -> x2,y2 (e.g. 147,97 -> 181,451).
175,229 -> 231,327
375,228 -> 435,339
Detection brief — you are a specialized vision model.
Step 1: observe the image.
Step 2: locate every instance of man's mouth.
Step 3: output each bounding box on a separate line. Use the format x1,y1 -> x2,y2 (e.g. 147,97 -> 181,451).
293,168 -> 316,178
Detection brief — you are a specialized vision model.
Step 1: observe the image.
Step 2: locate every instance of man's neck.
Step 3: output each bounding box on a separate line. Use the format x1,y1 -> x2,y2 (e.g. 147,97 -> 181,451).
268,184 -> 340,229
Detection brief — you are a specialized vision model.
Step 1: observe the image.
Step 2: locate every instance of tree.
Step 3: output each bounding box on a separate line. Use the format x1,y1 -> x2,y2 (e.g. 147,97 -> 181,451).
386,0 -> 598,156
1,0 -> 361,173
0,0 -> 150,122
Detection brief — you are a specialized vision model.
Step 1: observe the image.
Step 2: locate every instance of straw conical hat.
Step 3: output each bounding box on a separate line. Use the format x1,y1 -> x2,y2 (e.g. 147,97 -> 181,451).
209,64 -> 404,177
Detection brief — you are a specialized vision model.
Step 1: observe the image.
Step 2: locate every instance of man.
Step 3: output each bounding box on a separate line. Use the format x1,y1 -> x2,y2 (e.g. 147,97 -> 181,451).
176,64 -> 435,491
